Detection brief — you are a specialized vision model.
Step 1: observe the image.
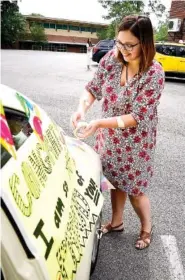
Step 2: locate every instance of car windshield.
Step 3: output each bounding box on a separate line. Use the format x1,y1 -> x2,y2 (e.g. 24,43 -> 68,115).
97,40 -> 114,47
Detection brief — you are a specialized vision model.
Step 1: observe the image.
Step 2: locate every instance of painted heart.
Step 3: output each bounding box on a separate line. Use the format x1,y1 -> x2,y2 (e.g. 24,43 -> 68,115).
0,116 -> 14,145
33,116 -> 43,141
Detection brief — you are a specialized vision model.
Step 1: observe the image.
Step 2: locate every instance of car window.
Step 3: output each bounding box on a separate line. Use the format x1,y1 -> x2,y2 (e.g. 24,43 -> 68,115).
155,44 -> 162,53
1,108 -> 33,168
109,40 -> 115,47
97,40 -> 111,47
178,46 -> 185,58
160,45 -> 176,56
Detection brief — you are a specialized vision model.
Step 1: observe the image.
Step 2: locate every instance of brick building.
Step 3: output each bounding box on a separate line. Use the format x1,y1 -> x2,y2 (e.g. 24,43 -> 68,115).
168,0 -> 185,42
19,15 -> 108,53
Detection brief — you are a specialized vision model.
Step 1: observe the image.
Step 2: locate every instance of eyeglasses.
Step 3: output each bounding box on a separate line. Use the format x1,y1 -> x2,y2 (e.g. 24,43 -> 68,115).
115,40 -> 140,52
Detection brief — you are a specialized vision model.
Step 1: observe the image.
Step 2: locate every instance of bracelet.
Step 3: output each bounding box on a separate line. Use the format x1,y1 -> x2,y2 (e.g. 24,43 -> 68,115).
116,116 -> 125,128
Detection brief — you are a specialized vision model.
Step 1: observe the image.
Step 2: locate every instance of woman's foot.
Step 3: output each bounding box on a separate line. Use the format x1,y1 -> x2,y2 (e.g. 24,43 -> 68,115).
135,226 -> 154,250
101,222 -> 124,234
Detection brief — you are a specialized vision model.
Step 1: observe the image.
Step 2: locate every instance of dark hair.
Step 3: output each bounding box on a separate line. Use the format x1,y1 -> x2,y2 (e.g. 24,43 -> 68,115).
116,15 -> 155,73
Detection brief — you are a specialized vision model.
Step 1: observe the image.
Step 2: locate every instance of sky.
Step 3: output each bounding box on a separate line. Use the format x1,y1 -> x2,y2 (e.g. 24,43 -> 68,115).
18,0 -> 172,26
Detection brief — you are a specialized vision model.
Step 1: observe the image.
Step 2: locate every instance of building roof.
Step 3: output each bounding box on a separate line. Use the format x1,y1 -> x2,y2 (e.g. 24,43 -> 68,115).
24,15 -> 109,27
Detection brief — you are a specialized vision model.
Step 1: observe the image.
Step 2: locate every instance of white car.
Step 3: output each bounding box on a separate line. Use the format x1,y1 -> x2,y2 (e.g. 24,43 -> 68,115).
0,84 -> 104,280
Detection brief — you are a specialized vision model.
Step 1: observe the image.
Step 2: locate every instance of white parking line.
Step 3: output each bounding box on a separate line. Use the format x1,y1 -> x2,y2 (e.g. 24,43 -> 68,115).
161,235 -> 185,280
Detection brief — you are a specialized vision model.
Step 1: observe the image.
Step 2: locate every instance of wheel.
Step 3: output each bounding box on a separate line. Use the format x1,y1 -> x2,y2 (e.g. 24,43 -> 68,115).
90,212 -> 102,275
1,270 -> 5,280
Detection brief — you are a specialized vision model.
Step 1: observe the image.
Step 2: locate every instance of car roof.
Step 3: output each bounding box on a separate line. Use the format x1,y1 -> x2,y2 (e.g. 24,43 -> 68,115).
97,39 -> 115,43
0,84 -> 25,113
155,42 -> 185,46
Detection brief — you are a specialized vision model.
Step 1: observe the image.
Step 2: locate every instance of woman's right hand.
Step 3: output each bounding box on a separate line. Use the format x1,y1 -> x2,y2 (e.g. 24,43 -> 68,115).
70,111 -> 84,129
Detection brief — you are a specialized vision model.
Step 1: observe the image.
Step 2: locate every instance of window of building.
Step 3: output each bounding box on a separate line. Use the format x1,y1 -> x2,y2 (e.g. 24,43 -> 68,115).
57,44 -> 67,52
56,24 -> 68,30
32,45 -> 42,50
69,25 -> 80,31
81,26 -> 91,32
50,23 -> 56,29
1,108 -> 33,169
80,46 -> 86,53
44,23 -> 50,28
42,44 -> 50,51
91,28 -> 97,33
43,23 -> 56,29
42,43 -> 67,52
86,27 -> 91,32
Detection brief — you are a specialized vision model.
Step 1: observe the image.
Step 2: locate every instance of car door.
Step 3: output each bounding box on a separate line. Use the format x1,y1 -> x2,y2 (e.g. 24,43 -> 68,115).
176,46 -> 185,74
156,44 -> 178,72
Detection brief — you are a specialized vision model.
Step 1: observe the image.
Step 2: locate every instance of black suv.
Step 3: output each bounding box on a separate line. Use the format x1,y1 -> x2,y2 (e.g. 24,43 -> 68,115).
92,39 -> 115,63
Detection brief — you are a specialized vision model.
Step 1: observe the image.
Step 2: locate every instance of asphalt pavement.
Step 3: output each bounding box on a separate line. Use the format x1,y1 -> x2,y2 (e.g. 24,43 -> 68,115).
1,50 -> 185,280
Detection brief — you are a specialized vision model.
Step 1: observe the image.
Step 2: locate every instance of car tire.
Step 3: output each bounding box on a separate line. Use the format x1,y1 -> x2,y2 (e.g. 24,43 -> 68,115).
1,270 -> 5,280
90,212 -> 102,275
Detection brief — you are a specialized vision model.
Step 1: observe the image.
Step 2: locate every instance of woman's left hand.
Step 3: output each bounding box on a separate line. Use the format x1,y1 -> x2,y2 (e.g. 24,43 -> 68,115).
78,120 -> 100,139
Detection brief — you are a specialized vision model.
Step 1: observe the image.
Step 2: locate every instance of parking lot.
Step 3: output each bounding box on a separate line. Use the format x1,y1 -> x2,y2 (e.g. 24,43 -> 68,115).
1,50 -> 185,280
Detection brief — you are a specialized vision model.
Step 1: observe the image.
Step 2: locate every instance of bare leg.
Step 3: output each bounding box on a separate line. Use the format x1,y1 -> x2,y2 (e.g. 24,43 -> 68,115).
129,194 -> 152,249
110,189 -> 127,226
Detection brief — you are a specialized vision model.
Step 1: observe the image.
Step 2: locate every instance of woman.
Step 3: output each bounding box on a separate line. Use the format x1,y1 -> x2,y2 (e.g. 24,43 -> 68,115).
71,15 -> 165,250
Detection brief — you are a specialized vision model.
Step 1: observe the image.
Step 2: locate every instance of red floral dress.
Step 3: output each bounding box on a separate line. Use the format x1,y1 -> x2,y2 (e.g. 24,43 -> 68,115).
85,50 -> 165,196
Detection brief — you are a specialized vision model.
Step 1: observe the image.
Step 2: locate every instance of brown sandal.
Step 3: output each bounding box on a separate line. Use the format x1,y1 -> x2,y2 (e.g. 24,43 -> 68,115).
101,222 -> 124,234
135,226 -> 154,250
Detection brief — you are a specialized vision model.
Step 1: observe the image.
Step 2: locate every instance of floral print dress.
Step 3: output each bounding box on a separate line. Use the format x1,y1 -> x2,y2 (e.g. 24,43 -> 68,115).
85,50 -> 165,196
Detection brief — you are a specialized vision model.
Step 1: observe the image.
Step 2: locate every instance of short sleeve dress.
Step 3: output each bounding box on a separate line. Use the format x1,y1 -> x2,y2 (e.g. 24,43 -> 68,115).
85,50 -> 165,196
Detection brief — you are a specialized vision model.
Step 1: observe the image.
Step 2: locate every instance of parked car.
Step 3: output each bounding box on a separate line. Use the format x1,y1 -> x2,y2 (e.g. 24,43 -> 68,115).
0,84 -> 104,280
92,39 -> 115,63
155,42 -> 185,77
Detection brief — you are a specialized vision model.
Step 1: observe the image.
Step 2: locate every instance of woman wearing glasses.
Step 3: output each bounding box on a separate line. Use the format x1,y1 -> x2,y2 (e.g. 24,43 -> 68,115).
71,15 -> 165,249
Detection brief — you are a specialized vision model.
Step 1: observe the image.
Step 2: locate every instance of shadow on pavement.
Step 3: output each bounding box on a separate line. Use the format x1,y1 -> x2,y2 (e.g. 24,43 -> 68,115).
165,77 -> 185,84
91,232 -> 150,280
91,64 -> 98,69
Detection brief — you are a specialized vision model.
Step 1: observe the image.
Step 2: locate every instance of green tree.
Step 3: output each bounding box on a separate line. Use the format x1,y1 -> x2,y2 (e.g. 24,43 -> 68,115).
97,28 -> 109,40
97,22 -> 117,40
97,1 -> 144,39
99,0 -> 166,20
107,22 -> 118,39
1,0 -> 27,47
29,22 -> 47,43
97,0 -> 167,40
29,13 -> 45,17
155,21 -> 168,42
99,0 -> 144,22
148,0 -> 166,19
